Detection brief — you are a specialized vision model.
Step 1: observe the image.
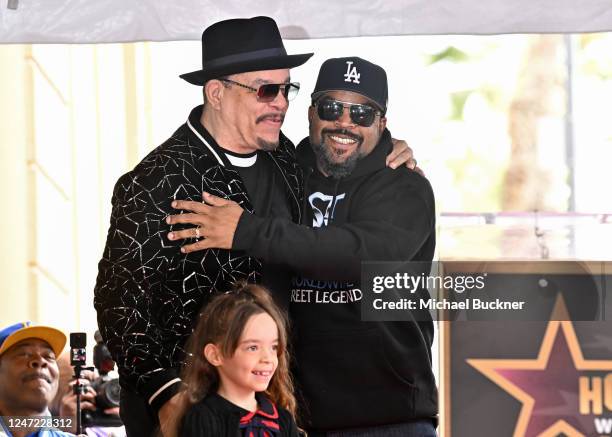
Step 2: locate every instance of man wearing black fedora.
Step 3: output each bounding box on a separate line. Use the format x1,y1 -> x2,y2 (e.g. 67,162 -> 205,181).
94,16 -> 311,437
94,16 -> 415,437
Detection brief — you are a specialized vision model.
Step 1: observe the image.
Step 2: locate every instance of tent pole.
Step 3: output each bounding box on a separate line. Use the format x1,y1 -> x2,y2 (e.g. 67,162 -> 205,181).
564,34 -> 576,212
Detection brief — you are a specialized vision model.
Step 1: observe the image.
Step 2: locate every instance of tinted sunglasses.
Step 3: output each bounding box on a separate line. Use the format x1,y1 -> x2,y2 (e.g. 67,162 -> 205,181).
219,78 -> 300,102
315,99 -> 382,127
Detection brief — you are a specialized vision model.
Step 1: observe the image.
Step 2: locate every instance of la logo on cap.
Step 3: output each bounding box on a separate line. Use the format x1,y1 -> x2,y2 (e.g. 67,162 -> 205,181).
344,61 -> 360,84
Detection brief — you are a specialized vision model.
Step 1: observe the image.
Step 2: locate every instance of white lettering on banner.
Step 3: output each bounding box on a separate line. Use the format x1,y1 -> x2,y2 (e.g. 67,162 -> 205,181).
595,417 -> 612,433
344,61 -> 361,84
308,192 -> 346,228
290,288 -> 363,304
293,277 -> 354,290
315,288 -> 363,303
291,289 -> 314,303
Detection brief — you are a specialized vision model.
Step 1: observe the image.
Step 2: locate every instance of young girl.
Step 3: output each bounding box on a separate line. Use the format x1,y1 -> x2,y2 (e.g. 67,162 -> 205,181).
170,282 -> 300,437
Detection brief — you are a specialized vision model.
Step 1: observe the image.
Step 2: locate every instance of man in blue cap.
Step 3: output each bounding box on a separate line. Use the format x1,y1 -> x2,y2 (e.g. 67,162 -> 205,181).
0,322 -> 73,437
168,57 -> 438,436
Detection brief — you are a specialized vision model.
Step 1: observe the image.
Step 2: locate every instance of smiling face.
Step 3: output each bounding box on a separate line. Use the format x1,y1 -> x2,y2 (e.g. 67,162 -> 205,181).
309,90 -> 386,178
0,338 -> 59,415
218,69 -> 291,153
213,312 -> 279,401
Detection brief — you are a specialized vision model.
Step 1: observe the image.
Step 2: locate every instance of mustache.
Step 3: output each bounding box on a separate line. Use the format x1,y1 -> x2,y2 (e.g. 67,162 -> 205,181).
256,112 -> 285,124
23,372 -> 51,384
322,128 -> 363,143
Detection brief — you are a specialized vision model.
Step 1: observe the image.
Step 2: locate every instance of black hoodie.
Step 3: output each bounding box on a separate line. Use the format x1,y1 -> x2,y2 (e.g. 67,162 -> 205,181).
234,129 -> 437,430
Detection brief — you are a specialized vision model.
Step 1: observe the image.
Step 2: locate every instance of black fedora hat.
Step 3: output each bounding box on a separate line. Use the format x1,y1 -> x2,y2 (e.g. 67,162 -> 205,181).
180,16 -> 313,85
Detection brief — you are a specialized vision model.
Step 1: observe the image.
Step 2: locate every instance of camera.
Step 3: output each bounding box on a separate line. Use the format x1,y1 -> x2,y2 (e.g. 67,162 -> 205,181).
81,331 -> 122,428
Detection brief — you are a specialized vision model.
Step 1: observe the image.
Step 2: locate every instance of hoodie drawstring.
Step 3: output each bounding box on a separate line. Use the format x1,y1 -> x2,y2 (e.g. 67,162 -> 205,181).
330,177 -> 342,222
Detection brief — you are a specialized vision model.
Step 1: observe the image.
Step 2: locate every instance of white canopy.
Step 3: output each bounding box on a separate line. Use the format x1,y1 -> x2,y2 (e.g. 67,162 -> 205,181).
1,0 -> 612,43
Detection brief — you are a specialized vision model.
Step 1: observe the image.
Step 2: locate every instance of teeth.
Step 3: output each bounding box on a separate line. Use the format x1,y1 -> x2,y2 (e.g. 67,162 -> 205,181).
253,371 -> 272,376
329,135 -> 356,145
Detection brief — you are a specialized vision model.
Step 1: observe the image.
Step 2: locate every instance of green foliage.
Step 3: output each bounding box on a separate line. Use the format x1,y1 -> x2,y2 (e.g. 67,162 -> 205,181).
450,91 -> 473,120
428,46 -> 469,64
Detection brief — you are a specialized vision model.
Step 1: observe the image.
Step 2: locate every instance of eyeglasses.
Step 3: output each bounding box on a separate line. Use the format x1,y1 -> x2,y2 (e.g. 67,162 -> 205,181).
314,99 -> 382,127
219,78 -> 300,103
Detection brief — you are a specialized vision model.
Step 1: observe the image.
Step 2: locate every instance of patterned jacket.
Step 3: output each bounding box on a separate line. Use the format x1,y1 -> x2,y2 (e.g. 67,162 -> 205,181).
93,106 -> 303,412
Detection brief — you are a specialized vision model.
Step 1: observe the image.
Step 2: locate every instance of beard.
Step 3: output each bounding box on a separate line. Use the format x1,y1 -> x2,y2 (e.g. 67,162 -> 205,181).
256,137 -> 279,152
255,112 -> 285,151
311,129 -> 364,179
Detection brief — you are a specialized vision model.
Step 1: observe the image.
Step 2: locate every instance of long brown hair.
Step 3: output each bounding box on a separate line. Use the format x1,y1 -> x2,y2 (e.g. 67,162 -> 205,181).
169,282 -> 296,436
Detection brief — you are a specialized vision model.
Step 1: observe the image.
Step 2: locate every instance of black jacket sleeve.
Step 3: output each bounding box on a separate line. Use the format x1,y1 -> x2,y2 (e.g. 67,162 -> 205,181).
93,152 -> 203,411
279,407 -> 300,437
233,171 -> 435,281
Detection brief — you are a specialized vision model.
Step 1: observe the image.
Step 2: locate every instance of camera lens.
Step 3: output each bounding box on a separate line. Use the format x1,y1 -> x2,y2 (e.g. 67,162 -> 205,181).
96,379 -> 121,409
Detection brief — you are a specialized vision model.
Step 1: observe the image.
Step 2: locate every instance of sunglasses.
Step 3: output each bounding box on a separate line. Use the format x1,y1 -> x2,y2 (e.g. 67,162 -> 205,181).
315,99 -> 382,127
219,78 -> 300,103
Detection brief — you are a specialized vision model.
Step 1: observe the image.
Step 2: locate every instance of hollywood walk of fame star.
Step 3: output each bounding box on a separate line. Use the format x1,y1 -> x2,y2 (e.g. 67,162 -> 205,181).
468,297 -> 612,437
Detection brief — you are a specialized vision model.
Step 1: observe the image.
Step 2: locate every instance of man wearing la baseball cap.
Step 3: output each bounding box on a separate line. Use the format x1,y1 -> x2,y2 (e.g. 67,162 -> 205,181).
0,322 -> 72,437
234,56 -> 438,435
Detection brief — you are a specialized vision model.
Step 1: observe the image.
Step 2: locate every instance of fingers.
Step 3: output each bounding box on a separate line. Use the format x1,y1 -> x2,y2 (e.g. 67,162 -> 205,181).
386,140 -> 402,166
167,194 -> 241,250
79,400 -> 97,411
80,370 -> 96,381
166,212 -> 208,226
413,165 -> 425,177
180,238 -> 217,254
61,390 -> 96,414
104,407 -> 121,416
168,195 -> 239,225
68,378 -> 95,390
202,192 -> 233,206
168,227 -> 203,241
387,139 -> 414,169
171,199 -> 210,214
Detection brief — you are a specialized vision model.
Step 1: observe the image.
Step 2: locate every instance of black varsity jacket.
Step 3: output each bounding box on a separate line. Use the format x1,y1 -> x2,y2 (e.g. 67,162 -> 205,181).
93,105 -> 303,412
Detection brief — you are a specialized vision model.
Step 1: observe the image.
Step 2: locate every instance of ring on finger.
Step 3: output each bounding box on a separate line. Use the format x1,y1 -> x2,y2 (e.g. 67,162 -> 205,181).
194,226 -> 201,239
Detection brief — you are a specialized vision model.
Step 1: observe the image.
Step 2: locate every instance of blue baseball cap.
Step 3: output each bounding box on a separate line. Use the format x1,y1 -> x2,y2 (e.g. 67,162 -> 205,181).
0,322 -> 66,357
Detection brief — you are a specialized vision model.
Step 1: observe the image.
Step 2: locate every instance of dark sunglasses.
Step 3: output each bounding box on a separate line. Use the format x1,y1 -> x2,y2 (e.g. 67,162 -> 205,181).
315,99 -> 382,127
219,78 -> 300,103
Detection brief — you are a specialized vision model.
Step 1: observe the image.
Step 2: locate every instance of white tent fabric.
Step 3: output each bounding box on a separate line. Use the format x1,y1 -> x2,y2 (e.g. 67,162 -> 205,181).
1,0 -> 612,43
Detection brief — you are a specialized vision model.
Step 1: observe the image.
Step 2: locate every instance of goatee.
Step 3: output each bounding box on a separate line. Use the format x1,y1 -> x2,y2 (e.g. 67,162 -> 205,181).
311,129 -> 364,179
257,137 -> 279,152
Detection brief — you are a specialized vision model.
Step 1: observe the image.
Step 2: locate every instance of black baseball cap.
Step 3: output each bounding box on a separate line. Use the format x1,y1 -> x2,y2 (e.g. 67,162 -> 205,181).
311,57 -> 388,113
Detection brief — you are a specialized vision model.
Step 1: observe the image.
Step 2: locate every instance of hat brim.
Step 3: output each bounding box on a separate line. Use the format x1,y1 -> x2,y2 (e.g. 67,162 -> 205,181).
179,53 -> 314,85
0,325 -> 66,357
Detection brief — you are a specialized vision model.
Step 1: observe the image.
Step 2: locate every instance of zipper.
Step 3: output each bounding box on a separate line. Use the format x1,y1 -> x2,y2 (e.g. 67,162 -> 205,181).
330,177 -> 342,222
302,167 -> 314,224
268,153 -> 302,224
186,119 -> 225,166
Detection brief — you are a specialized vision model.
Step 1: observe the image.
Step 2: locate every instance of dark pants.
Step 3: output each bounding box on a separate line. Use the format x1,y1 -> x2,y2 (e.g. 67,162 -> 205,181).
307,420 -> 438,437
120,386 -> 158,437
